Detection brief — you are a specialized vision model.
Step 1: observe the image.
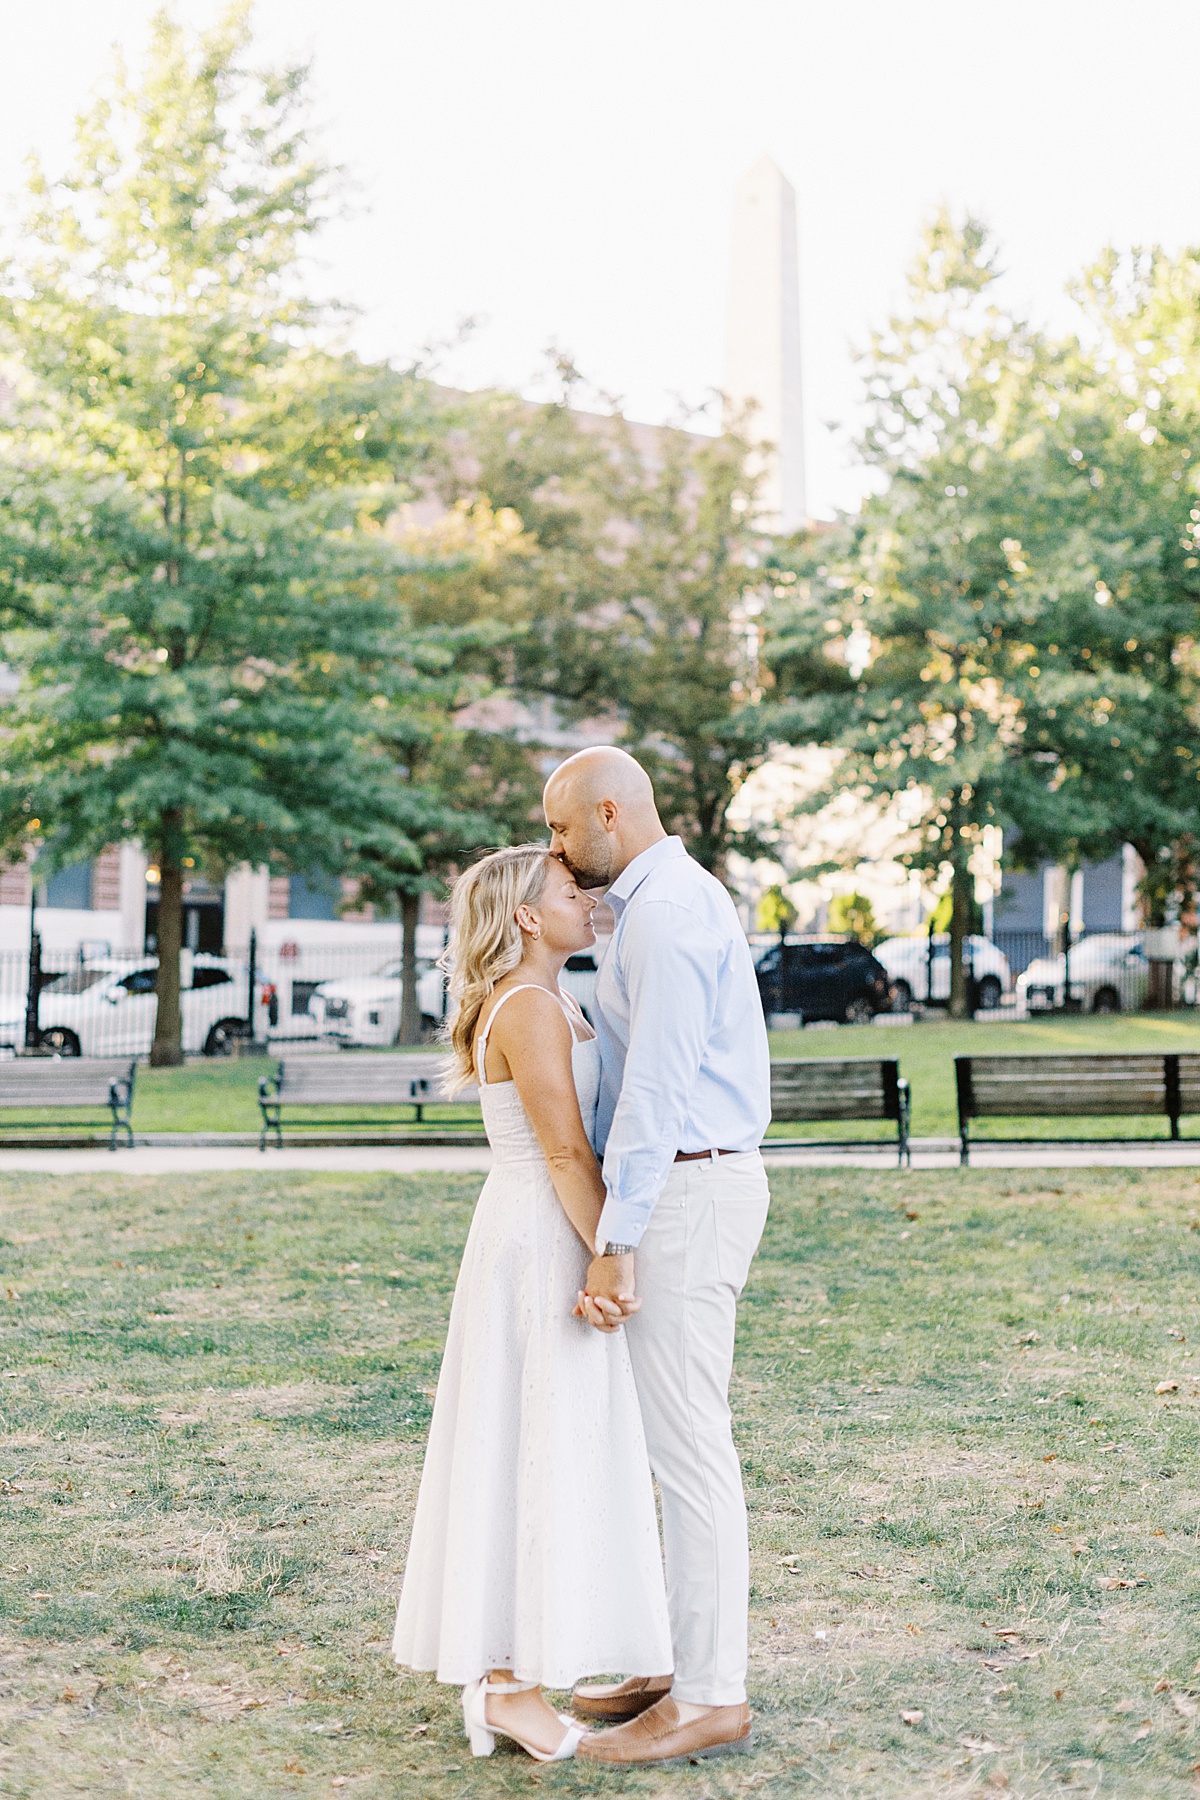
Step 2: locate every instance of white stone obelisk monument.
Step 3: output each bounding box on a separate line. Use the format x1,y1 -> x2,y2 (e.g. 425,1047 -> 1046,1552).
723,156 -> 807,533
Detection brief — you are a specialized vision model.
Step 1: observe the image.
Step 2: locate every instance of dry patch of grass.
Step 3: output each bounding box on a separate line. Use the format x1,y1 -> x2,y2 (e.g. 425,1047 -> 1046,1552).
3,1167 -> 1200,1796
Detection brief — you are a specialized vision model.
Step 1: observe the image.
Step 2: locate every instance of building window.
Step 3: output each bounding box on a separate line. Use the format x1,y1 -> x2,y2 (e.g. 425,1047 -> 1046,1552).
288,872 -> 338,921
42,862 -> 92,910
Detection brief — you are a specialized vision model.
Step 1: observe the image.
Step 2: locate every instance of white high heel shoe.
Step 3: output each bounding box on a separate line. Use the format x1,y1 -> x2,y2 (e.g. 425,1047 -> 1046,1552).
461,1676 -> 585,1761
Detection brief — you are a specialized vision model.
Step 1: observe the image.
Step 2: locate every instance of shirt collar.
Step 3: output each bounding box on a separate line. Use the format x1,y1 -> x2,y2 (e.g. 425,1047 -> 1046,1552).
606,835 -> 686,914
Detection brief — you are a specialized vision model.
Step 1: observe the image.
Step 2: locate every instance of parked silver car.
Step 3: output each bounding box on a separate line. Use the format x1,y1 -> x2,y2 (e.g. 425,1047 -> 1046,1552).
1016,934 -> 1153,1013
308,957 -> 446,1046
875,933 -> 1012,1011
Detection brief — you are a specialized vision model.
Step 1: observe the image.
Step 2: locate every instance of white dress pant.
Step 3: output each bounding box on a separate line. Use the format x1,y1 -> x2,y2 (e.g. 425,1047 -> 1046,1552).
624,1150 -> 771,1706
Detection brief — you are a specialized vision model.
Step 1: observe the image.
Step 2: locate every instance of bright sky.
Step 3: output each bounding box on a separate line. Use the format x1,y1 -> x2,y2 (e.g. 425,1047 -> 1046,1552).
3,1 -> 1199,517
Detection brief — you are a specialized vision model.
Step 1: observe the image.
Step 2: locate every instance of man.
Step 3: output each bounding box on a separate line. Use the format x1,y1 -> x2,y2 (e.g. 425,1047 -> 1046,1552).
543,745 -> 771,1767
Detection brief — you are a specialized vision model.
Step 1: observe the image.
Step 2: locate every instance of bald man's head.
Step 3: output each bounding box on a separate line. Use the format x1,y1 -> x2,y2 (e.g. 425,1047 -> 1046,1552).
543,746 -> 666,888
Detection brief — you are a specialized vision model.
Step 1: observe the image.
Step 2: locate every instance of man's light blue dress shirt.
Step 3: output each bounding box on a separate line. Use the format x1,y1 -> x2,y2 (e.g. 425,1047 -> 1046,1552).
592,835 -> 771,1251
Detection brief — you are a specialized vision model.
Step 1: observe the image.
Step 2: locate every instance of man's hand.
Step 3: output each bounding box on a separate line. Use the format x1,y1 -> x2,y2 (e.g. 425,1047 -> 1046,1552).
574,1252 -> 639,1333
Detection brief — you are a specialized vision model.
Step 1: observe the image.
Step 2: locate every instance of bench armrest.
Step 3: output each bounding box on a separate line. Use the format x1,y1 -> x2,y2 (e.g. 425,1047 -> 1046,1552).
258,1066 -> 283,1151
107,1063 -> 136,1150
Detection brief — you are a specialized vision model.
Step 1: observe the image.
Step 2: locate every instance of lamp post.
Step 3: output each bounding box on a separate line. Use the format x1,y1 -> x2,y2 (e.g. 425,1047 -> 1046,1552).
23,864 -> 41,1053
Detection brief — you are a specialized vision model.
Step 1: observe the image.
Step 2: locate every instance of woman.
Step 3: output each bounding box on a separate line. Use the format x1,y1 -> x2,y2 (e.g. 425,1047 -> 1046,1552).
392,846 -> 671,1762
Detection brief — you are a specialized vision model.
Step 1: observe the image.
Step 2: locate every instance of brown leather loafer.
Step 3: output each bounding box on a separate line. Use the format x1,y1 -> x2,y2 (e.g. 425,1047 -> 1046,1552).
577,1696 -> 752,1765
569,1674 -> 674,1724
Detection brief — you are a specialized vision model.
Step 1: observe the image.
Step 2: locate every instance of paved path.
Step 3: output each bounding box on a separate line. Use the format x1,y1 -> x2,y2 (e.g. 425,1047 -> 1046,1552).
5,1139 -> 1200,1175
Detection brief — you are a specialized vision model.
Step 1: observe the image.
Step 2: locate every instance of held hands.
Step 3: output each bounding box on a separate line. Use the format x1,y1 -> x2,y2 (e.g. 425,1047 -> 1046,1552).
573,1252 -> 640,1333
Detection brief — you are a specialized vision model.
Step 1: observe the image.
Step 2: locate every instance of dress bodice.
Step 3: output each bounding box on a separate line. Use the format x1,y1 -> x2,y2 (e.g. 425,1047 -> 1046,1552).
475,985 -> 600,1165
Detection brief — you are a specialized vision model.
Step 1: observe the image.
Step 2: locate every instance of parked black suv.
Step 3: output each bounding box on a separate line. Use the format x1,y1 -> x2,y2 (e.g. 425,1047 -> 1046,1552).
753,937 -> 895,1025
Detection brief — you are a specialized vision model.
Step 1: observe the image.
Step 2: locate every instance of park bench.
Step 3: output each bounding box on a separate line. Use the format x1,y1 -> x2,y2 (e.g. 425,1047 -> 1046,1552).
258,1052 -> 480,1149
768,1057 -> 911,1166
0,1056 -> 136,1149
954,1052 -> 1200,1164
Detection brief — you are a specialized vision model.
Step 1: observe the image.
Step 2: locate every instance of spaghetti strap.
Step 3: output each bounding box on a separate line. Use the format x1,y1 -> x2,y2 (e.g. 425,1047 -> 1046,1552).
475,983 -> 575,1084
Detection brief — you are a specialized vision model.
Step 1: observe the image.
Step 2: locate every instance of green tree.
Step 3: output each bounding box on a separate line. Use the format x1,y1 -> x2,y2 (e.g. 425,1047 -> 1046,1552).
336,498 -> 550,1044
458,382 -> 775,875
1015,247 -> 1200,934
828,891 -> 879,944
763,215 -> 1091,1014
0,7 -> 436,1062
757,883 -> 797,937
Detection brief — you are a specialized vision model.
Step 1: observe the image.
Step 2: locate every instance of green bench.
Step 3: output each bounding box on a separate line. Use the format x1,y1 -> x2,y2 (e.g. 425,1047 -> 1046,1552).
955,1052 -> 1200,1164
0,1056 -> 136,1149
768,1057 -> 911,1166
259,1052 -> 480,1149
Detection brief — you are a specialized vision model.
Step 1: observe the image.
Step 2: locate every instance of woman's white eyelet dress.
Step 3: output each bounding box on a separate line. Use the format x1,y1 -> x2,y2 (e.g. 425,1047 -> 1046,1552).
391,984 -> 671,1689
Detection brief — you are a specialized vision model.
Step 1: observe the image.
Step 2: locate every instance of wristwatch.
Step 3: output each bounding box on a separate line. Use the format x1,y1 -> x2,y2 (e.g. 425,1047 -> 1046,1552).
599,1241 -> 636,1257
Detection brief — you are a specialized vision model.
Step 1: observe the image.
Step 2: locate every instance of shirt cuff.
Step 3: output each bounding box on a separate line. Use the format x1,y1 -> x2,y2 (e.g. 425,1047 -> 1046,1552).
594,1196 -> 644,1256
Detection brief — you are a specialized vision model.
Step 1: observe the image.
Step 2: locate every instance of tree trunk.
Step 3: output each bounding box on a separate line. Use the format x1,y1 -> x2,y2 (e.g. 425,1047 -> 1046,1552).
150,811 -> 185,1068
948,851 -> 973,1020
397,888 -> 423,1045
1148,960 -> 1173,1011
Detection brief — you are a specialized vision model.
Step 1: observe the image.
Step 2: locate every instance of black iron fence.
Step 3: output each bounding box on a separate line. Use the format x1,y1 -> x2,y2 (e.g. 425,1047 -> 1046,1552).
991,928 -> 1198,1014
3,923 -> 1195,1059
879,928 -> 1196,1017
0,932 -> 456,1060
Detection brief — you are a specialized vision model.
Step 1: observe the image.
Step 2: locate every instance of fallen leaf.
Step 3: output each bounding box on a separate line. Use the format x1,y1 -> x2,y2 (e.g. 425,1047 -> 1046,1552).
778,1555 -> 802,1569
1134,1720 -> 1154,1740
1018,1331 -> 1040,1344
900,1709 -> 924,1725
283,1762 -> 306,1775
1157,1380 -> 1180,1395
1174,1693 -> 1200,1718
1042,1454 -> 1057,1463
331,1782 -> 347,1791
1098,1575 -> 1148,1589
407,1724 -> 429,1737
29,1592 -> 51,1600
1114,1699 -> 1138,1714
905,1209 -> 920,1220
959,1735 -> 1004,1753
986,1775 -> 1011,1792
993,1629 -> 1022,1641
1070,1540 -> 1091,1556
1155,1678 -> 1174,1695
849,1564 -> 889,1579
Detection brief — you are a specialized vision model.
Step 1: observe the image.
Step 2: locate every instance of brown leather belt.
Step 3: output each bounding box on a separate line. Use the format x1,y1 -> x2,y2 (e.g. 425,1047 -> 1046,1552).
674,1147 -> 738,1163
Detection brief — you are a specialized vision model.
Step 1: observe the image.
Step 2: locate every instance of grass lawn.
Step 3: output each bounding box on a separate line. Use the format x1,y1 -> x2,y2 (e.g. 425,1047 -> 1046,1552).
5,1167 -> 1200,1795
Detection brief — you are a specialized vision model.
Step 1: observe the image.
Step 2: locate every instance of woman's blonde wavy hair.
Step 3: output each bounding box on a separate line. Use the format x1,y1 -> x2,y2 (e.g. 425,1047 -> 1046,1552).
441,844 -> 554,1094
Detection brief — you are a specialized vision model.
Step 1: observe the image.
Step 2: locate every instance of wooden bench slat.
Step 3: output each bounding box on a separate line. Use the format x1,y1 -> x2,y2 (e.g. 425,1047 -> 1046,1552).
260,1053 -> 479,1146
767,1058 -> 909,1161
957,1050 -> 1200,1163
0,1057 -> 136,1147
